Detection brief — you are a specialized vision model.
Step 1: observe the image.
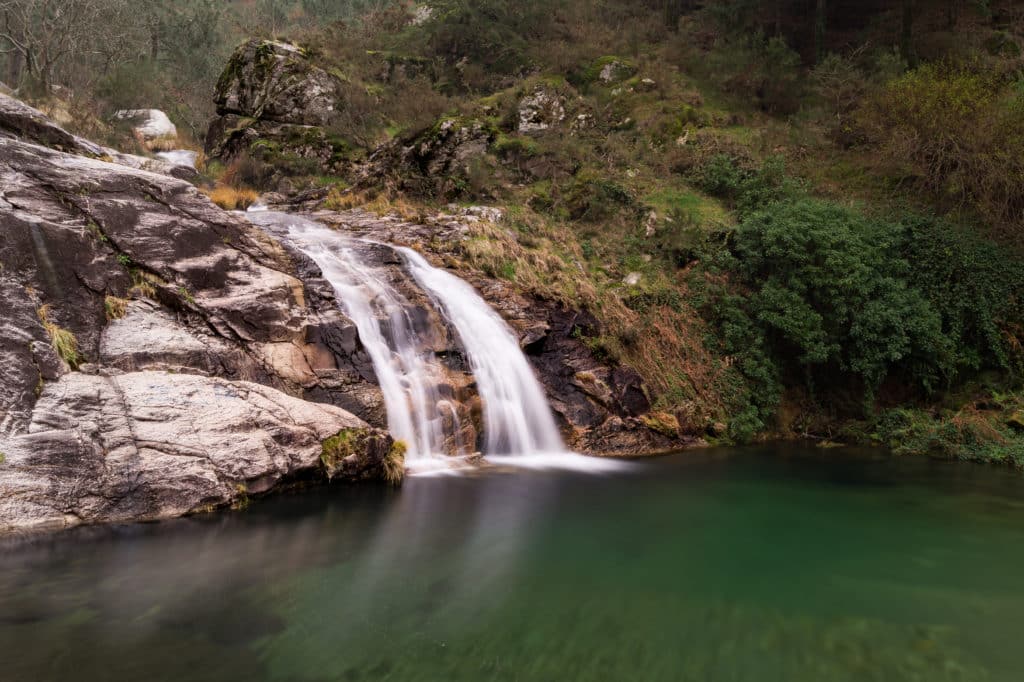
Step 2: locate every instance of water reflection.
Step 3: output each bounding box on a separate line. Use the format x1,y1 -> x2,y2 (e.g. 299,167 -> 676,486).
1,448 -> 1022,682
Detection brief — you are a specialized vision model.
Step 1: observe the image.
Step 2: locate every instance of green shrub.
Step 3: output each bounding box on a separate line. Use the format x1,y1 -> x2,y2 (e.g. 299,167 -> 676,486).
873,406 -> 1024,469
697,155 -> 803,218
899,214 -> 1024,377
563,171 -> 634,222
855,63 -> 1024,241
734,199 -> 946,394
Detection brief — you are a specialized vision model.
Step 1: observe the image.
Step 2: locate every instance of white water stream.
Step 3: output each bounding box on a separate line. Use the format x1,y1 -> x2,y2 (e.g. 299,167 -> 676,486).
399,247 -> 564,456
245,209 -> 623,473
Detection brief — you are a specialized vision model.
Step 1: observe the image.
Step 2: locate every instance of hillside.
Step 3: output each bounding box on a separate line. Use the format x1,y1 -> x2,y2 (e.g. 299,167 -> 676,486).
4,0 -> 1024,465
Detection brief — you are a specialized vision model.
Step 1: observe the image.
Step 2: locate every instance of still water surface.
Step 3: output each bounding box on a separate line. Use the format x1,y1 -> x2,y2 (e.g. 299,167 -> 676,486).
1,447 -> 1022,681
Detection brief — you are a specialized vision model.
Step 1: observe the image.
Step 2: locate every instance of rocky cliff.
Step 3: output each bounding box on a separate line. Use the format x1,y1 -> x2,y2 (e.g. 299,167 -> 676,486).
0,94 -> 393,535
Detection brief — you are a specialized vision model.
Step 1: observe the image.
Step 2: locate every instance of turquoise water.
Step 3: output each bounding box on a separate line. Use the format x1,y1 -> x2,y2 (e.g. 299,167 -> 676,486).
1,447 -> 1023,681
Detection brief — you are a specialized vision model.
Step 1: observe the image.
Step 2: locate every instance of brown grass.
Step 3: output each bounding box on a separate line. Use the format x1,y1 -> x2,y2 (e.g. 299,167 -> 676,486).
104,295 -> 129,320
37,304 -> 81,369
204,185 -> 260,211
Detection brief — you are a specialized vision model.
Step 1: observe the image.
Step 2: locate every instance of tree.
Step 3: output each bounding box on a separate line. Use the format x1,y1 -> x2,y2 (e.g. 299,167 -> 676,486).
0,0 -> 132,92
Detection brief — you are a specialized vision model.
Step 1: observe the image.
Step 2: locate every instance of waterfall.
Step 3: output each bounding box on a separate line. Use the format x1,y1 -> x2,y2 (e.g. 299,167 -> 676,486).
399,248 -> 565,456
246,210 -> 569,466
248,212 -> 453,460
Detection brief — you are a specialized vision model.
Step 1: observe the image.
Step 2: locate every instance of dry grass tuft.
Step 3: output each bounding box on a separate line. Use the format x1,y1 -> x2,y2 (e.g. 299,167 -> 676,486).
37,304 -> 81,369
384,440 -> 407,486
104,295 -> 129,320
204,185 -> 260,211
144,135 -> 181,152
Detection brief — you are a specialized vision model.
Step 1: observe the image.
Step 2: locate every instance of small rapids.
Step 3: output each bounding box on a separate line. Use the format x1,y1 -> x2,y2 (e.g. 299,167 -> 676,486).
156,150 -> 198,168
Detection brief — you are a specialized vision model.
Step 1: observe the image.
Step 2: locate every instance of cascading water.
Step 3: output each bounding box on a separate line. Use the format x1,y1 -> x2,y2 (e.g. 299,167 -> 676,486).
400,248 -> 565,456
156,150 -> 198,169
248,211 -> 454,461
246,209 -> 585,470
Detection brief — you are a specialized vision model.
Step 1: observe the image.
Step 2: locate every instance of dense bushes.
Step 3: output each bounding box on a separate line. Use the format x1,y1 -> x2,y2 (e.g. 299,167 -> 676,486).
695,157 -> 1024,440
854,63 -> 1024,243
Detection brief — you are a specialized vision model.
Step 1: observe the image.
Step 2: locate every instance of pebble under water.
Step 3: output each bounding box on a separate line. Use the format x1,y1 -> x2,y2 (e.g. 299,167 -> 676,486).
1,446 -> 1023,682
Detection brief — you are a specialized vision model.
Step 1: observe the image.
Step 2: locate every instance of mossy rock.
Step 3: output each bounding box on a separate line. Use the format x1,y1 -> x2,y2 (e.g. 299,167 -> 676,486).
320,428 -> 394,481
583,56 -> 638,85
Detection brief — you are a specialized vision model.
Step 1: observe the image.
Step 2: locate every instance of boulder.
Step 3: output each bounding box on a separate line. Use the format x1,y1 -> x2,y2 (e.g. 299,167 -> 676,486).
0,371 -> 388,534
205,39 -> 349,177
113,109 -> 178,141
517,87 -> 567,134
588,57 -> 637,85
214,39 -> 343,126
357,116 -> 496,198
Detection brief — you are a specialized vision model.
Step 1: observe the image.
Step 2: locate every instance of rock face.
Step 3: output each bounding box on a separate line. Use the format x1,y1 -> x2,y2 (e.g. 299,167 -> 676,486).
0,94 -> 196,180
205,39 -> 348,178
518,87 -> 567,134
358,117 -> 497,198
0,372 -> 384,534
0,98 -> 392,535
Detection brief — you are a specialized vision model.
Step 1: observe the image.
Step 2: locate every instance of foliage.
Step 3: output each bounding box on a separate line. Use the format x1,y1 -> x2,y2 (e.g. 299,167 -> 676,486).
871,403 -> 1024,469
855,62 -> 1024,243
697,155 -> 803,218
703,33 -> 804,114
562,171 -> 634,222
383,440 -> 406,486
899,214 -> 1024,377
37,304 -> 81,369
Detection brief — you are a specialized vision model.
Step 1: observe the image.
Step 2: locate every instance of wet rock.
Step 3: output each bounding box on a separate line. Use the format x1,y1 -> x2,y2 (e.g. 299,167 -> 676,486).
302,208 -> 686,455
0,371 -> 386,534
0,104 -> 391,535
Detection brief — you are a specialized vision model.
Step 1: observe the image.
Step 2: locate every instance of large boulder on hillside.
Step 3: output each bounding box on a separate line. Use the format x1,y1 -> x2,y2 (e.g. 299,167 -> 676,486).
113,109 -> 178,142
205,39 -> 349,180
357,116 -> 497,198
215,39 -> 343,126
